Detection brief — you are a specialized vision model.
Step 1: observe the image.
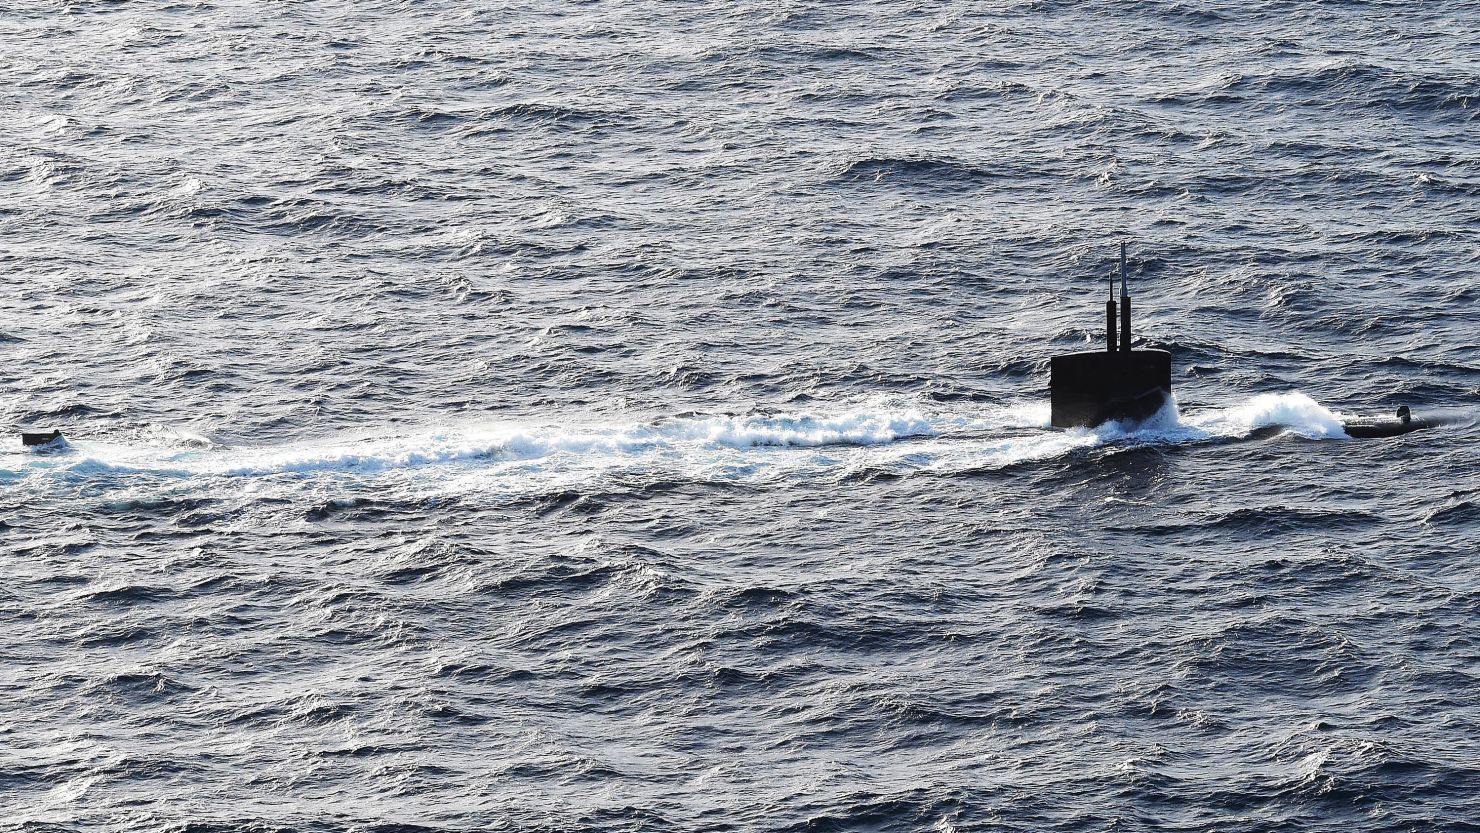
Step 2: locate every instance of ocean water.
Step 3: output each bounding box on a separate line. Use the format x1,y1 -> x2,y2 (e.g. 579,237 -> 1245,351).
2,1 -> 1478,830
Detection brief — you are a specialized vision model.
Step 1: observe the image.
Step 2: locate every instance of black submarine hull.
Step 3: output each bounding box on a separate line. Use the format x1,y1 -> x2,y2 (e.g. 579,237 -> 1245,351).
1050,349 -> 1171,429
21,430 -> 64,447
1341,415 -> 1433,439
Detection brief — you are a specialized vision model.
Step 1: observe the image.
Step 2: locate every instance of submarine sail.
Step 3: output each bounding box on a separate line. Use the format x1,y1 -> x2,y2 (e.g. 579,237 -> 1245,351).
1049,243 -> 1172,429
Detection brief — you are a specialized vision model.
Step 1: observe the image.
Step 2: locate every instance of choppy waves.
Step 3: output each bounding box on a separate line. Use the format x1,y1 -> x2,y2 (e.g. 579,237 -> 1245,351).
3,0 -> 1478,830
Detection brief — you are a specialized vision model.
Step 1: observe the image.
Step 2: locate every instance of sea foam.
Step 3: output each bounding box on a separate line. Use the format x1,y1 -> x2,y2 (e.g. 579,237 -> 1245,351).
27,393 -> 1346,486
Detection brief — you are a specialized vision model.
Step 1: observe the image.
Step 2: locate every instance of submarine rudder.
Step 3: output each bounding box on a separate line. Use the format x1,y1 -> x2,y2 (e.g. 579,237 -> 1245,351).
1341,405 -> 1435,439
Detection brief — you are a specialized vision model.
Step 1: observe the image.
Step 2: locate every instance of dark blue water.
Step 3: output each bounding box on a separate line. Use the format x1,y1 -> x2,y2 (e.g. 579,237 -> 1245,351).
2,2 -> 1478,830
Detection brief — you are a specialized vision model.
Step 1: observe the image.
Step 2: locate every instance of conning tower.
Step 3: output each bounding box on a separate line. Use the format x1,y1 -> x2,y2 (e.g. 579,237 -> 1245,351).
1049,243 -> 1172,428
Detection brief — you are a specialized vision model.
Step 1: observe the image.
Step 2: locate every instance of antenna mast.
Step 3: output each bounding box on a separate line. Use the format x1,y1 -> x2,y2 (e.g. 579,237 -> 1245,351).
1118,241 -> 1131,352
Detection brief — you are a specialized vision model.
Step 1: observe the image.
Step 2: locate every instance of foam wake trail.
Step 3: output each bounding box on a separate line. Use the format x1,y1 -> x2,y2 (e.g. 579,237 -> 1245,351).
30,402 -> 1044,480
11,393 -> 1343,489
204,407 -> 944,476
1103,391 -> 1349,444
1181,391 -> 1349,439
912,392 -> 1348,475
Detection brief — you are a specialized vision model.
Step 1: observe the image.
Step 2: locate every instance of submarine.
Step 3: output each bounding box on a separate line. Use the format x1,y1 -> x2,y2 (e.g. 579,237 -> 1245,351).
21,429 -> 64,447
8,245 -> 1445,449
1049,243 -> 1436,439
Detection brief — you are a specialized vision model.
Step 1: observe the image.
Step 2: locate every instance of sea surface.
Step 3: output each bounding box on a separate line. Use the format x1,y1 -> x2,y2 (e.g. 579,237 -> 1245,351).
2,2 -> 1478,831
